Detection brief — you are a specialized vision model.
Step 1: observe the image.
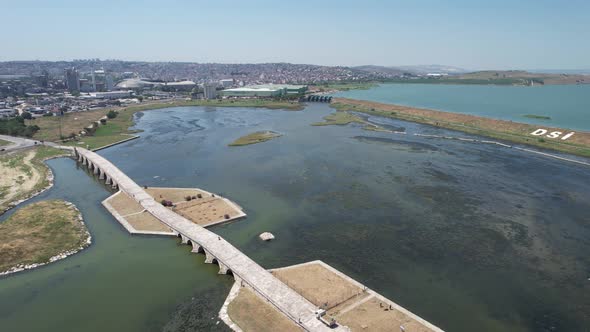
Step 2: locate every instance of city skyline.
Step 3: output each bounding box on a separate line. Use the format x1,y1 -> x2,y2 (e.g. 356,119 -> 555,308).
2,0 -> 590,70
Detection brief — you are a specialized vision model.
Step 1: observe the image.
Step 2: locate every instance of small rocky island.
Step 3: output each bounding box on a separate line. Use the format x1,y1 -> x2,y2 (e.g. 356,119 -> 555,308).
229,131 -> 282,146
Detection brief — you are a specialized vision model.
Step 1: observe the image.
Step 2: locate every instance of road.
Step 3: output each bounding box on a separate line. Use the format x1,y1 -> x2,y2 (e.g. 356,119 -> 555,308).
0,135 -> 59,154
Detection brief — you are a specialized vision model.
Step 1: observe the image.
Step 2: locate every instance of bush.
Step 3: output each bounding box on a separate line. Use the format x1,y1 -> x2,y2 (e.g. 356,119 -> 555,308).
0,118 -> 40,137
21,111 -> 32,120
107,110 -> 118,119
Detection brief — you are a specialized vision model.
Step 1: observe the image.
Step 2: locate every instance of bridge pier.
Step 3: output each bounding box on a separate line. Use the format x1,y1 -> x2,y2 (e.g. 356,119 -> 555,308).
99,169 -> 105,180
93,165 -> 99,175
82,156 -> 87,166
180,234 -> 190,244
105,175 -> 112,185
218,262 -> 230,275
191,242 -> 203,253
204,250 -> 215,264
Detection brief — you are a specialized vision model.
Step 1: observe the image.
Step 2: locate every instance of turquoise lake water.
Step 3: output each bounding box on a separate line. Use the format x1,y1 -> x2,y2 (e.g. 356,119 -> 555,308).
334,83 -> 590,131
1,104 -> 589,332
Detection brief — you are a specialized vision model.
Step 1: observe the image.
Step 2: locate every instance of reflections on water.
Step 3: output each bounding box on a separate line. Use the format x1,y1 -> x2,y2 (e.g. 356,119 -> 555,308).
1,104 -> 589,332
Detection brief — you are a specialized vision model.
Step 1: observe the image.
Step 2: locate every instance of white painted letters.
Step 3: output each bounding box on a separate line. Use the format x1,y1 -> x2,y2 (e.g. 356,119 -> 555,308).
561,132 -> 575,140
531,129 -> 547,136
530,128 -> 575,140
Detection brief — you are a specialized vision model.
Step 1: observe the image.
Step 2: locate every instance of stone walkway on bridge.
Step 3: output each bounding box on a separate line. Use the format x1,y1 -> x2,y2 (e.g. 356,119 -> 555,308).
74,147 -> 344,332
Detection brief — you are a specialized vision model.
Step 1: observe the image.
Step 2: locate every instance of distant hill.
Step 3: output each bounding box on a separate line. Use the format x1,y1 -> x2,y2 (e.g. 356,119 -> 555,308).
353,64 -> 468,75
396,65 -> 468,74
353,65 -> 405,76
456,70 -> 590,85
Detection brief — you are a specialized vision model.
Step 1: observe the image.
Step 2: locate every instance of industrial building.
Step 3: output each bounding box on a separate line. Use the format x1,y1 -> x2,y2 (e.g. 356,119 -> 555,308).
221,84 -> 307,98
64,67 -> 80,93
203,83 -> 218,99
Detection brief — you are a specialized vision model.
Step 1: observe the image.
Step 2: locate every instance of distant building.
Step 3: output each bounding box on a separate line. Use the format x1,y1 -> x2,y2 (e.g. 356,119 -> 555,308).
164,80 -> 196,91
86,90 -> 133,99
64,67 -> 80,92
115,78 -> 157,90
203,83 -> 218,99
79,79 -> 95,93
221,84 -> 307,98
220,79 -> 234,88
0,108 -> 16,118
221,87 -> 283,98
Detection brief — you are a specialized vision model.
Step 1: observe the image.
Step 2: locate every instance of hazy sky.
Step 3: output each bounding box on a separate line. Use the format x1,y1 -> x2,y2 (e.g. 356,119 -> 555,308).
2,0 -> 589,69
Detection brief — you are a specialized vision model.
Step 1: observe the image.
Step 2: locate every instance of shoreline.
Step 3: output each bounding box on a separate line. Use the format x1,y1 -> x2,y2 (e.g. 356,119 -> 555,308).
35,99 -> 302,151
0,147 -> 70,216
332,97 -> 590,159
0,201 -> 92,277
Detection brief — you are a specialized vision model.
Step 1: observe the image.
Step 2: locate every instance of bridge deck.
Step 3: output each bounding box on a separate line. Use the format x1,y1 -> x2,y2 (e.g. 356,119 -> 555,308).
74,147 -> 339,332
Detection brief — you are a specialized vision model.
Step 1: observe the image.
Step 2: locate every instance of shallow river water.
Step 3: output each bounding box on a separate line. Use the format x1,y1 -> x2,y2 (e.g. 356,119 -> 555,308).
1,103 -> 589,332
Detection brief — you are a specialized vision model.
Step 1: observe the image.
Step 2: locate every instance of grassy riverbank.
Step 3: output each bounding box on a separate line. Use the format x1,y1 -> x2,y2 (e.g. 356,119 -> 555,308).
332,98 -> 590,158
0,146 -> 68,213
0,200 -> 89,274
27,99 -> 302,150
0,139 -> 10,146
229,131 -> 282,146
312,110 -> 390,132
311,82 -> 378,92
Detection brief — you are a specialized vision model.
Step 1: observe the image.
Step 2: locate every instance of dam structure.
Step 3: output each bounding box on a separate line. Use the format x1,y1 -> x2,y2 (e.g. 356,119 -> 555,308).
72,147 -> 341,332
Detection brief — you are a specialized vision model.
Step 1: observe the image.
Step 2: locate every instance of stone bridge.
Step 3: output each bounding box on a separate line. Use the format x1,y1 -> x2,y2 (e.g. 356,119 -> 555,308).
73,147 -> 342,332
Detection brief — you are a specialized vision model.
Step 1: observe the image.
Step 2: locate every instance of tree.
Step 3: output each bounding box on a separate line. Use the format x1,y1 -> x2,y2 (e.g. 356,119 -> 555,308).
107,110 -> 118,119
21,111 -> 32,120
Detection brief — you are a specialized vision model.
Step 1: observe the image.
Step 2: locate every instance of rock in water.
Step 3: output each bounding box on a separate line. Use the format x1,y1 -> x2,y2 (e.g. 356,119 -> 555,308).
259,232 -> 275,241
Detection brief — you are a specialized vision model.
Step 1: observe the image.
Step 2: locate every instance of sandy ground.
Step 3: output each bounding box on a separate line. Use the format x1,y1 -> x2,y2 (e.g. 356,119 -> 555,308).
272,262 -> 440,332
146,187 -> 243,226
336,297 -> 433,332
0,150 -> 40,211
227,286 -> 302,332
272,263 -> 363,310
106,191 -> 144,216
105,192 -> 171,233
146,187 -> 210,204
125,212 -> 172,233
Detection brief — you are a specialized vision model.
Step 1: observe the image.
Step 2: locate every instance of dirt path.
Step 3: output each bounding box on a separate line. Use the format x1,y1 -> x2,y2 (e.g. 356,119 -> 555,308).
0,150 -> 41,211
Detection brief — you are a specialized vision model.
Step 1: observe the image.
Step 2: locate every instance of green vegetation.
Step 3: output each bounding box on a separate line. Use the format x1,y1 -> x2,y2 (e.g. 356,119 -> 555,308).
331,99 -> 590,158
312,110 -> 389,132
384,77 -> 526,85
0,200 -> 89,273
312,111 -> 366,126
29,99 -> 302,150
229,131 -> 282,146
106,110 -> 118,119
523,114 -> 551,120
314,82 -> 378,92
0,116 -> 40,137
0,138 -> 10,146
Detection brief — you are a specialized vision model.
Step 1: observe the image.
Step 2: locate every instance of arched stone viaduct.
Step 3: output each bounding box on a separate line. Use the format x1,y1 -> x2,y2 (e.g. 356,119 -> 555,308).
73,147 -> 341,332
